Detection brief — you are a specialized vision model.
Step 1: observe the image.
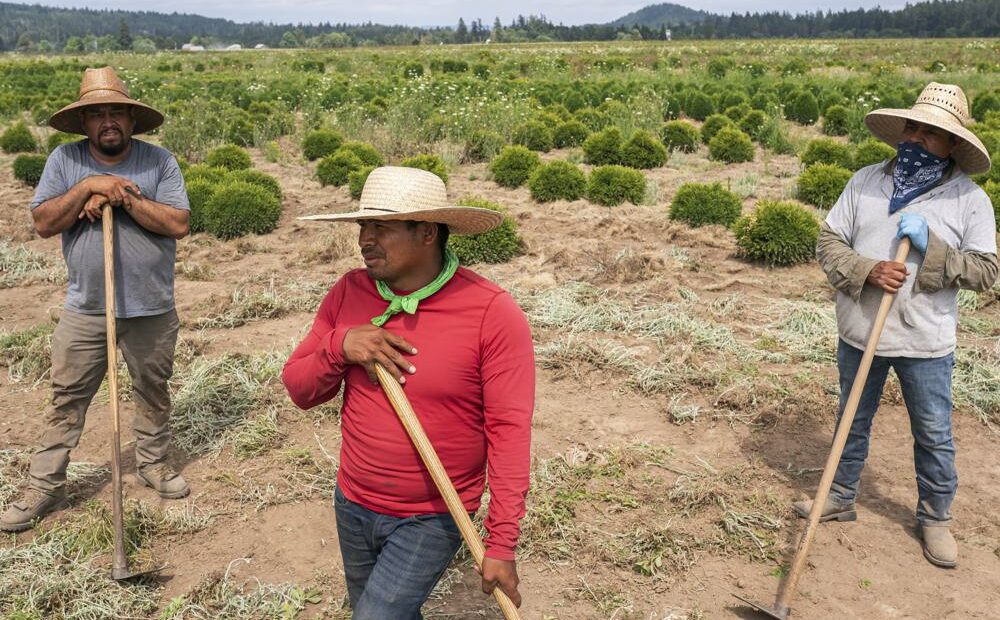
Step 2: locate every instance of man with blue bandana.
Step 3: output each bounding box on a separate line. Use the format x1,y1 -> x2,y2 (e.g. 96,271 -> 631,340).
799,82 -> 997,568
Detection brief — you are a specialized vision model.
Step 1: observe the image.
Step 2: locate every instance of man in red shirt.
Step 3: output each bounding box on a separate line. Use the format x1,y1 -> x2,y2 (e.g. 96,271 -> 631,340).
282,166 -> 534,618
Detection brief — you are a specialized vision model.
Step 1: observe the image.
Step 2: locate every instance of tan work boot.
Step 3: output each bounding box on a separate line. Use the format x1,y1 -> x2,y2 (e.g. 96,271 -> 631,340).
920,524 -> 957,568
792,497 -> 857,522
0,488 -> 69,532
137,462 -> 190,499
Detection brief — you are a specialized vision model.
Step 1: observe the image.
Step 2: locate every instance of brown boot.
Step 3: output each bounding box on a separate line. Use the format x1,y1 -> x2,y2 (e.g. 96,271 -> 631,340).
0,488 -> 69,532
137,462 -> 190,499
920,524 -> 957,568
792,496 -> 857,522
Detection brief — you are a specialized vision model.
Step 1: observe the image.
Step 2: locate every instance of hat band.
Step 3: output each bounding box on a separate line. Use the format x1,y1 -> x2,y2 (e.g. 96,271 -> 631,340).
79,86 -> 131,100
911,101 -> 968,128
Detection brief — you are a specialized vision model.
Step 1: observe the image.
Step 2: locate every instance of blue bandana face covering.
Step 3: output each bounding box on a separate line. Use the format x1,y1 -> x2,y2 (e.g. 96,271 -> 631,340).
889,141 -> 950,214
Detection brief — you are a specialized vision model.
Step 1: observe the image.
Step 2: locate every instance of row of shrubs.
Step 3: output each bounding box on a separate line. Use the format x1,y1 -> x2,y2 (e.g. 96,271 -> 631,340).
1,121 -> 78,154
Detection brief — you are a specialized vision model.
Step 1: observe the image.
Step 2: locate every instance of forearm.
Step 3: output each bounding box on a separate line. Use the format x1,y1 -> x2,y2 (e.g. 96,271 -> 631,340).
31,181 -> 92,238
124,197 -> 189,239
915,230 -> 999,293
815,222 -> 879,301
282,326 -> 352,409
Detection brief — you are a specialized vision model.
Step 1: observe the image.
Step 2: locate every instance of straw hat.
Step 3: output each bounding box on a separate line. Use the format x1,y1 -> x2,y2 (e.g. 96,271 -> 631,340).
299,166 -> 503,235
865,82 -> 990,175
49,66 -> 164,135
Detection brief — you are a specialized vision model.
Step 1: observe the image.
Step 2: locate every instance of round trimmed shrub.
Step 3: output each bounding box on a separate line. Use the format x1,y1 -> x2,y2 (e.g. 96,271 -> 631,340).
527,160 -> 586,202
701,113 -> 736,145
797,163 -> 852,209
574,108 -> 612,131
185,178 -> 215,233
733,200 -> 820,266
12,154 -> 46,187
669,182 -> 743,228
337,141 -> 383,167
683,91 -> 715,121
184,164 -> 228,186
1,122 -> 37,153
463,130 -> 505,163
46,132 -> 78,153
402,61 -> 424,78
822,105 -> 851,136
587,165 -> 646,206
852,139 -> 896,170
724,103 -> 752,122
553,120 -> 589,148
302,129 -> 344,161
448,197 -> 523,265
317,150 -> 363,187
348,165 -> 375,200
582,127 -> 623,166
228,169 -> 283,202
660,121 -> 700,153
621,131 -> 667,169
205,144 -> 252,171
785,91 -> 820,125
971,92 -> 1000,122
513,121 -> 554,153
708,127 -> 755,163
801,138 -> 853,170
490,146 -> 541,188
982,181 -> 1000,232
534,111 -> 564,129
738,110 -> 768,139
203,181 -> 282,239
401,154 -> 448,183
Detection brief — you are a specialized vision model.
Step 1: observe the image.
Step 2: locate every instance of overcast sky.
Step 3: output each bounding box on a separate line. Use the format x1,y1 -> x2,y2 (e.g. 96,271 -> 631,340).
8,0 -> 915,27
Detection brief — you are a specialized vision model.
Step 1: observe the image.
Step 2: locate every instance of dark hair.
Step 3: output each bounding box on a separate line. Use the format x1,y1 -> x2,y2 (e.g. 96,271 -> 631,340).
406,221 -> 450,255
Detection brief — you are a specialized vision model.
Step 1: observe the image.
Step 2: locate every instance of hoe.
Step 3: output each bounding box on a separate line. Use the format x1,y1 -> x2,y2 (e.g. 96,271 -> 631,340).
735,239 -> 911,619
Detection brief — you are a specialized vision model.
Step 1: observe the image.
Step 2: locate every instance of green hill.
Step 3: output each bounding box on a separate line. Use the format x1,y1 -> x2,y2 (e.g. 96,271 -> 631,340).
609,3 -> 711,28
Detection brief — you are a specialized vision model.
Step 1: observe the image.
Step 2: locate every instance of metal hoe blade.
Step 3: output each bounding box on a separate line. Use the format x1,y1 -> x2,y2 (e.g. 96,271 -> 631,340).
112,563 -> 165,581
732,593 -> 790,620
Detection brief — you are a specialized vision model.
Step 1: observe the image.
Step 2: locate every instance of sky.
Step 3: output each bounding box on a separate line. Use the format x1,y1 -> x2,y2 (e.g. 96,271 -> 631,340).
5,0 -> 916,27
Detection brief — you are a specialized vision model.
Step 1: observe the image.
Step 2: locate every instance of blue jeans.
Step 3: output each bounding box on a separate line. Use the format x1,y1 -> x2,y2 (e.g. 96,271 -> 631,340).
334,486 -> 463,619
830,339 -> 957,525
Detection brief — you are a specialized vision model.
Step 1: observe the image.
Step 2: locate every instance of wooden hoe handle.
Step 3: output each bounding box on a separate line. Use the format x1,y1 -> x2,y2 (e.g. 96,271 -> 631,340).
374,364 -> 523,620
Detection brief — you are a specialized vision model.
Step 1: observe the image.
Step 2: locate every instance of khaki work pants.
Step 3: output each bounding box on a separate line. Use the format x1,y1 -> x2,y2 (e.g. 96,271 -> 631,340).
28,309 -> 180,493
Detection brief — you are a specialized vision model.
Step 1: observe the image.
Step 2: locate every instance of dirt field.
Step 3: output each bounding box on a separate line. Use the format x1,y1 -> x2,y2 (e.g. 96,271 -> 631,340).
1,133 -> 999,619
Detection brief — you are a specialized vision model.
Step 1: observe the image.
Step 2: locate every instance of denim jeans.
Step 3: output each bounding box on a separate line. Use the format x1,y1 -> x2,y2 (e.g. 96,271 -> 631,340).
334,486 -> 463,619
830,339 -> 957,525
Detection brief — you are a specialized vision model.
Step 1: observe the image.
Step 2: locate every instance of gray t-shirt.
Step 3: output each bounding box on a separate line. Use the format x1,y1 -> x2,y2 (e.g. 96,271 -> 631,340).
30,139 -> 189,318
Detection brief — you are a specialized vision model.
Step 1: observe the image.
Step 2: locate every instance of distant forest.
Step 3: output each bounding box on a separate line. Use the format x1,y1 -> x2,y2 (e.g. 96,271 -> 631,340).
1,0 -> 998,52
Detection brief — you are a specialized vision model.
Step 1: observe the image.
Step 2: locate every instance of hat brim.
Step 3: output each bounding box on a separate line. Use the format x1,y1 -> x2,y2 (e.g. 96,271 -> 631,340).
49,97 -> 164,135
865,108 -> 991,175
298,206 -> 504,236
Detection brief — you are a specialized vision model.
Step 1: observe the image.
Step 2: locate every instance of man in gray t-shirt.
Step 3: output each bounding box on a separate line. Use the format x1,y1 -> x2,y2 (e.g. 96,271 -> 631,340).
1,66 -> 193,533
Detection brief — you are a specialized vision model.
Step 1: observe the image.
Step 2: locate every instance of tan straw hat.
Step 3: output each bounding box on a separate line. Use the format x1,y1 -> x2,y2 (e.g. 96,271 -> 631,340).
299,166 -> 503,235
49,66 -> 164,135
865,82 -> 990,175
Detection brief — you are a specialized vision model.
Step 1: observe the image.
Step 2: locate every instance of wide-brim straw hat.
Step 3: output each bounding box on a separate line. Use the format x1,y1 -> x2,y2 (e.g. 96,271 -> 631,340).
865,82 -> 990,175
299,166 -> 503,235
49,66 -> 164,135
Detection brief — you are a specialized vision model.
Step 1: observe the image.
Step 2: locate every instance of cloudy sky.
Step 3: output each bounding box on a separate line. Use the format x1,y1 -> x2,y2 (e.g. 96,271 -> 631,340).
8,0 -> 915,27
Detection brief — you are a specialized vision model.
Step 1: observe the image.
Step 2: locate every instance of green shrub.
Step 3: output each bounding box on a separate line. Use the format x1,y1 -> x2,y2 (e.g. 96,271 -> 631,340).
533,111 -> 563,129
228,169 -> 283,202
724,103 -> 752,122
205,144 -> 251,171
46,132 -> 78,153
185,178 -> 215,233
852,139 -> 896,170
620,131 -> 667,169
707,57 -> 735,79
12,154 -> 46,187
490,146 -> 541,188
797,163 -> 852,209
738,110 -> 768,139
670,182 -> 743,228
701,114 -> 736,145
575,107 -> 612,131
528,160 -> 586,202
683,91 -> 715,121
971,92 -> 1000,122
708,127 -> 755,163
582,127 -> 623,165
982,181 -> 1000,232
402,61 -> 424,78
785,91 -> 820,125
733,200 -> 820,266
204,181 -> 282,239
184,164 -> 228,186
553,120 -> 589,148
660,121 -> 700,153
1,122 -> 37,153
662,95 -> 682,120
316,150 -> 363,187
512,121 -> 554,152
587,165 -> 646,206
302,129 -> 344,161
348,166 -> 375,200
401,154 -> 448,183
463,130 -> 505,163
448,197 -> 523,265
801,138 -> 853,170
822,105 -> 851,136
337,141 -> 384,167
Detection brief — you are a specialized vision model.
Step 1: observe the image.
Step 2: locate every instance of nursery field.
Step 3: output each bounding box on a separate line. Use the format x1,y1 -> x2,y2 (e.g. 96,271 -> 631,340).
1,39 -> 1000,619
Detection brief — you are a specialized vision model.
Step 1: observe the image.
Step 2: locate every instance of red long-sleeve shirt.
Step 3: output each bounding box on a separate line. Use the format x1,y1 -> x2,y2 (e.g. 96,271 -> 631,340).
282,267 -> 534,560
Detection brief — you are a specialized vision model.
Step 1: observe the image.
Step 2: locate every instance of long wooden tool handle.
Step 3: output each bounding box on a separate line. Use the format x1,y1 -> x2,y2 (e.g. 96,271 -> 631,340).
374,364 -> 523,620
103,207 -> 128,577
774,237 -> 911,613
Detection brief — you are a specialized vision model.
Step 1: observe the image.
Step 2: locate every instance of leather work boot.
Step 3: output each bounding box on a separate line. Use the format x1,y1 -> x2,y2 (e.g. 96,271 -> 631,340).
792,496 -> 857,522
920,524 -> 958,568
137,462 -> 190,499
0,488 -> 69,532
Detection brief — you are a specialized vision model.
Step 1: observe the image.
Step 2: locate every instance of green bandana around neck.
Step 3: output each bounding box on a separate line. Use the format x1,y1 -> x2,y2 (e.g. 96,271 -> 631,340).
370,248 -> 460,327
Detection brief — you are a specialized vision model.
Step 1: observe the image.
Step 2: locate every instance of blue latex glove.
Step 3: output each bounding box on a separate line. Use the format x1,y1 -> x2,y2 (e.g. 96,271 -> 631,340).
896,212 -> 928,253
